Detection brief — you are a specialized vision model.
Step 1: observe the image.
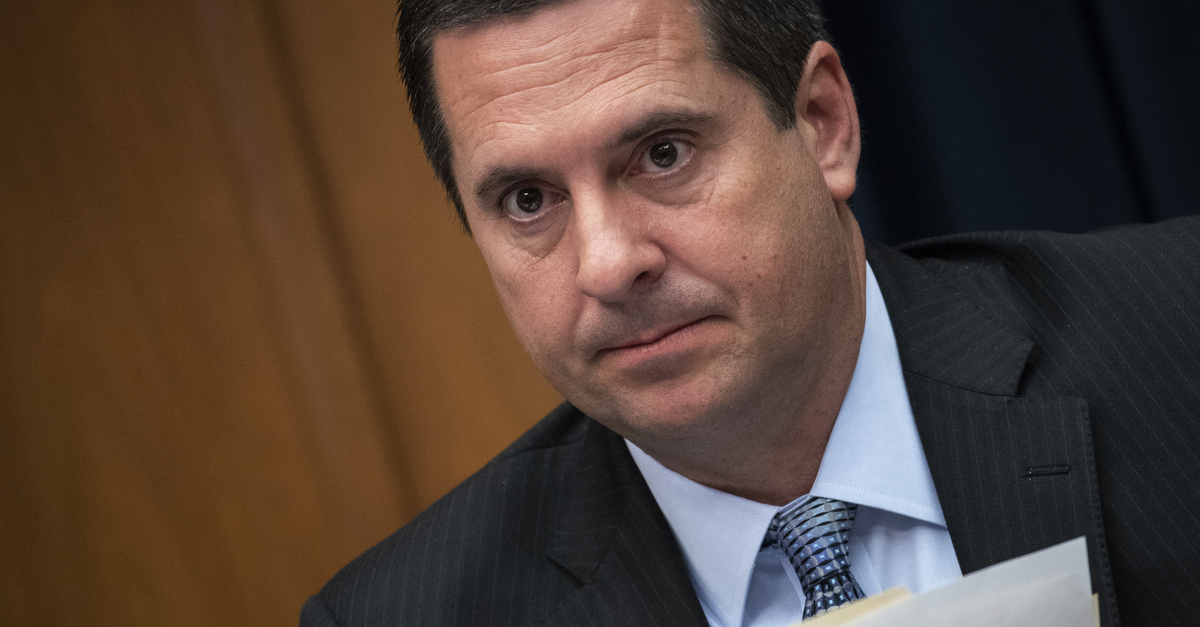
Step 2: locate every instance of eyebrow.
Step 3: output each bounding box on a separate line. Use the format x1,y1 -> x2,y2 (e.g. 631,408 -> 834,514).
471,109 -> 715,202
472,166 -> 547,204
602,110 -> 714,152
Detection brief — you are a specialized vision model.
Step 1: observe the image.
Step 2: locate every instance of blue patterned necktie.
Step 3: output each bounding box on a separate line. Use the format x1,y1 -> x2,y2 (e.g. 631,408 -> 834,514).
766,497 -> 866,619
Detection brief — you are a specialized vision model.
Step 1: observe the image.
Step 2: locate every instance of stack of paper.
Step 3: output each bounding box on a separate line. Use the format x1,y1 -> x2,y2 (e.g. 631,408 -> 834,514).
800,537 -> 1098,627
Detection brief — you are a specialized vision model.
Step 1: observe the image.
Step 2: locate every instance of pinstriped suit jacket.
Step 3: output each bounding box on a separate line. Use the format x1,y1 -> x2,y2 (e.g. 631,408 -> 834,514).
302,216 -> 1200,627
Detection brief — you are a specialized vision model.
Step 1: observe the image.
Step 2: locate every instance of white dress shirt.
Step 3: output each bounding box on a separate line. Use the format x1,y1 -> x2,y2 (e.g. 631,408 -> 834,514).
626,262 -> 963,627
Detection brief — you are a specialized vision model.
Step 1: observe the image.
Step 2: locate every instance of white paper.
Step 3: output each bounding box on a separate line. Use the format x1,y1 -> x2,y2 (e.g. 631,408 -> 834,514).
836,537 -> 1094,627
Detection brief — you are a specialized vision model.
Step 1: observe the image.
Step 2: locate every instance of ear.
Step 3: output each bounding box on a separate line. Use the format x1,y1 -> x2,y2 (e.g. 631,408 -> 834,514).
795,41 -> 860,202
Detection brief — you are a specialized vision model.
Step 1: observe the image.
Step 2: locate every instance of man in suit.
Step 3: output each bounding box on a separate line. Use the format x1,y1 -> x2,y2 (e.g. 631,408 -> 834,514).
302,0 -> 1200,625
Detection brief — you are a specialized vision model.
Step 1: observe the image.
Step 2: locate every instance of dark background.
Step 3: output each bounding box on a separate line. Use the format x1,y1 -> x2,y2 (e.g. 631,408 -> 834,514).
823,0 -> 1200,245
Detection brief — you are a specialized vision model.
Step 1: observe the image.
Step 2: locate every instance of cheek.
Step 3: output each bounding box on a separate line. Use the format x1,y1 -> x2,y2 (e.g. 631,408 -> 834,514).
692,174 -> 844,326
485,248 -> 580,367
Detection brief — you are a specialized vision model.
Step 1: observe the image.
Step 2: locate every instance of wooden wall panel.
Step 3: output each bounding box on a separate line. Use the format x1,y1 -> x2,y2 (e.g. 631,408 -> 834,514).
268,0 -> 563,509
0,0 -> 561,623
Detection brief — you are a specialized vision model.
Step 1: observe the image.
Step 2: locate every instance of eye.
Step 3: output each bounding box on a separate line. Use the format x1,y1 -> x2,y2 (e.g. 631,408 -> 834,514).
499,184 -> 567,224
503,186 -> 546,218
639,139 -> 692,173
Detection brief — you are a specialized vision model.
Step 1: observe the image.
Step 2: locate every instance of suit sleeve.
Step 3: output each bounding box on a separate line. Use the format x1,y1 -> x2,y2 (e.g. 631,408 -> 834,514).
300,595 -> 341,627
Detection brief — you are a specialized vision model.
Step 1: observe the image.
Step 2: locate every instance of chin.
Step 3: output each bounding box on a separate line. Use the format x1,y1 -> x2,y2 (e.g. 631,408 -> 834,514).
584,380 -> 746,444
557,350 -> 765,443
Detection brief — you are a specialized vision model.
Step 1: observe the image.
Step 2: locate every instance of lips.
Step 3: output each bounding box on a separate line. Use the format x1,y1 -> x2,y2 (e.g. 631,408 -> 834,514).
593,315 -> 717,362
586,315 -> 723,380
608,319 -> 701,351
577,278 -> 728,364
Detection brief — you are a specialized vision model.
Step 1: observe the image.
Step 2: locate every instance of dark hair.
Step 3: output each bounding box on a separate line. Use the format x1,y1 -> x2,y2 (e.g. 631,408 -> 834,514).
396,0 -> 829,233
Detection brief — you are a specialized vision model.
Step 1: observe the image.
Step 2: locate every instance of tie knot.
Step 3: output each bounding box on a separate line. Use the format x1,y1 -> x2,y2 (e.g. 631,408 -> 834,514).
767,497 -> 858,591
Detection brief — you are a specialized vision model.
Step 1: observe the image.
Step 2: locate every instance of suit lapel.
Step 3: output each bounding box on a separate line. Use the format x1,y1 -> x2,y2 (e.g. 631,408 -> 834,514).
868,243 -> 1118,626
543,419 -> 708,627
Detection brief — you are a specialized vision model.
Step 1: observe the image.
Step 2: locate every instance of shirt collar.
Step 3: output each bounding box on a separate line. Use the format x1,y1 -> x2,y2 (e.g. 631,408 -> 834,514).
627,441 -> 777,627
627,261 -> 945,627
809,262 -> 946,526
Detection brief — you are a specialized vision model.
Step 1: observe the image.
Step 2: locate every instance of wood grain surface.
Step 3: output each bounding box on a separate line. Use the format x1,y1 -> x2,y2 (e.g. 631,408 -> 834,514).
0,1 -> 560,625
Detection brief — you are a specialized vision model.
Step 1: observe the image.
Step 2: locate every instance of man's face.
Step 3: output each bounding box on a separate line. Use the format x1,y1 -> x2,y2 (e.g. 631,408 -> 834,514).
433,0 -> 863,451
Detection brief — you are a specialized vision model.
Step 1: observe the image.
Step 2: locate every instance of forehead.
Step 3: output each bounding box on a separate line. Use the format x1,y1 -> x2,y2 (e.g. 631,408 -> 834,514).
432,0 -> 719,173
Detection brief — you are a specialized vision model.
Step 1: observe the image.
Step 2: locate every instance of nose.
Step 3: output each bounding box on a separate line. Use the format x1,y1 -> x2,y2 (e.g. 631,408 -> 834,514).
573,194 -> 666,302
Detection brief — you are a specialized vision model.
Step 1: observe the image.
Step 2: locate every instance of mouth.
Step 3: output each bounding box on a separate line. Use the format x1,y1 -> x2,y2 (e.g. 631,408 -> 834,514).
597,316 -> 715,358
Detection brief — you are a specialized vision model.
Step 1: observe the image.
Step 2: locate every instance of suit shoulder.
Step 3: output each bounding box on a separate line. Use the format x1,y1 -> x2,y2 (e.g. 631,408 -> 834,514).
886,217 -> 1200,314
309,403 -> 591,626
896,215 -> 1200,275
879,217 -> 1200,396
